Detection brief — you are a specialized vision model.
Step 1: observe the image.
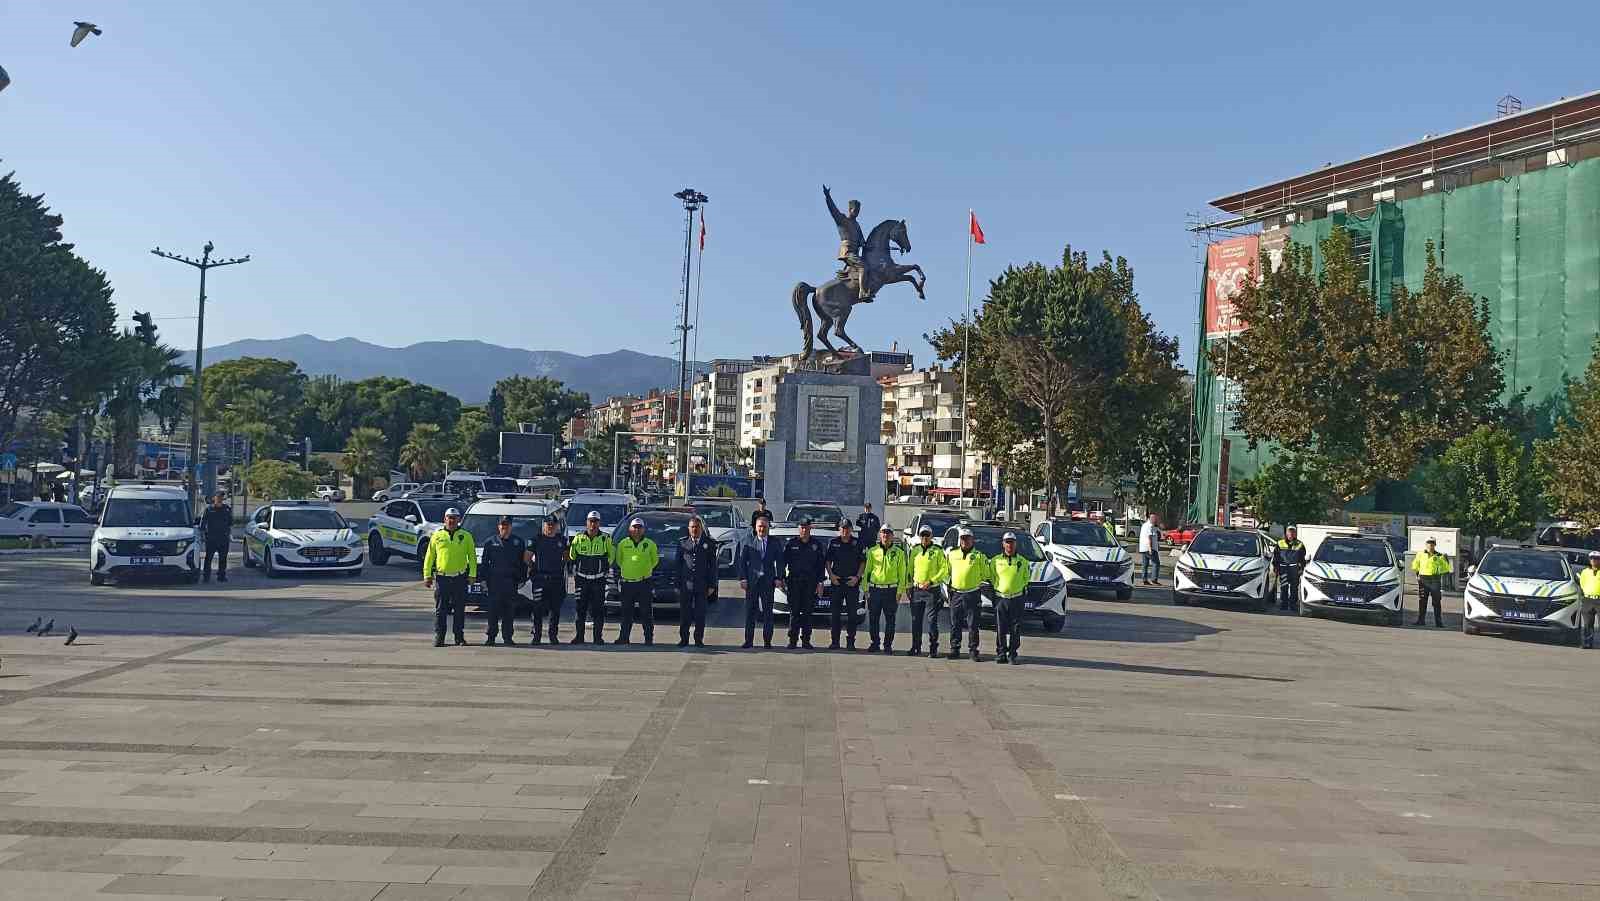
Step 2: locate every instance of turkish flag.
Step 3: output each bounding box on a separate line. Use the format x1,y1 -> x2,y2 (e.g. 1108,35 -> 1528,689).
699,212 -> 707,251
969,211 -> 985,245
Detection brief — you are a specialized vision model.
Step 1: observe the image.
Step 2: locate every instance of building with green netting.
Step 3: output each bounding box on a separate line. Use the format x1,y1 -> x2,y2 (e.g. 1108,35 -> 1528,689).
1189,91 -> 1600,525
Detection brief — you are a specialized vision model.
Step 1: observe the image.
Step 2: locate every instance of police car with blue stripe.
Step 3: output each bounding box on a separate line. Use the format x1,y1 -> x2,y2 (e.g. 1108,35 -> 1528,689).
1298,535 -> 1405,624
1462,544 -> 1582,644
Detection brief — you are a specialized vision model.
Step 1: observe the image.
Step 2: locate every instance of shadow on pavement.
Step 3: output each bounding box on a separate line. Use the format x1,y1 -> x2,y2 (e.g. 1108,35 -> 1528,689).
1007,655 -> 1293,682
1050,609 -> 1225,644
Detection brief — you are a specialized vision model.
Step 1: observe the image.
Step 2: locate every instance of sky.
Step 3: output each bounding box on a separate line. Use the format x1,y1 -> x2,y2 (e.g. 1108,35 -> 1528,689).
4,2 -> 1599,373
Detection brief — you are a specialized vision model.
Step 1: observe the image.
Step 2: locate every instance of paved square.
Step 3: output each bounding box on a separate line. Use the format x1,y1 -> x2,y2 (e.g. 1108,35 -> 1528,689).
2,550 -> 1597,899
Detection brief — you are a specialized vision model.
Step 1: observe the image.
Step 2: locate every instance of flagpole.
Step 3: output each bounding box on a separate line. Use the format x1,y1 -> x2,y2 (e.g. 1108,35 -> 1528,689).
959,210 -> 973,505
691,217 -> 706,467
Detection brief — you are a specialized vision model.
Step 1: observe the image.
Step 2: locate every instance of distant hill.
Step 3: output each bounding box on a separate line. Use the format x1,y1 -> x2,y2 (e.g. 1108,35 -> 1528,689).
182,334 -> 704,404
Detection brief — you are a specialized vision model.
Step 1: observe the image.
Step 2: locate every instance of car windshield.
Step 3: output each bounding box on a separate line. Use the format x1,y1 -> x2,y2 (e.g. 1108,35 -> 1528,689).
1479,550 -> 1569,581
689,506 -> 735,528
416,500 -> 456,522
917,513 -> 966,536
480,478 -> 518,494
620,516 -> 691,547
1050,521 -> 1112,547
462,514 -> 543,543
101,497 -> 192,528
1316,538 -> 1391,567
786,505 -> 841,523
1188,530 -> 1258,557
271,509 -> 345,530
966,530 -> 1044,561
568,502 -> 629,527
0,502 -> 26,518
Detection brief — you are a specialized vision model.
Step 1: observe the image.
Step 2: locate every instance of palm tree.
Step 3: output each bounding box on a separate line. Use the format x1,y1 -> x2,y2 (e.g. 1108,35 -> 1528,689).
399,422 -> 448,480
102,314 -> 190,477
342,426 -> 387,499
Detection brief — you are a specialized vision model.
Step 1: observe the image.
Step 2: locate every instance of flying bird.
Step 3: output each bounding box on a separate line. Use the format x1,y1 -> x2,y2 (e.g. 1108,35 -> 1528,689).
64,627 -> 78,646
25,617 -> 41,634
37,619 -> 54,638
70,22 -> 101,48
0,62 -> 11,94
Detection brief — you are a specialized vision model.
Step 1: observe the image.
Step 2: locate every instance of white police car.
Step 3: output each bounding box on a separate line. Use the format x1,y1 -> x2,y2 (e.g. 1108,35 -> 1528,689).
459,494 -> 559,612
1462,545 -> 1583,644
366,494 -> 459,566
241,499 -> 365,578
88,483 -> 199,585
1172,527 -> 1276,609
1299,535 -> 1405,624
1032,517 -> 1133,601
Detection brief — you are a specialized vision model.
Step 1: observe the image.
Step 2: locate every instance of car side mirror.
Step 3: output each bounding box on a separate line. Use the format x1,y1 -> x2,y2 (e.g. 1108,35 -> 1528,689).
404,515 -> 419,525
1465,565 -> 1475,577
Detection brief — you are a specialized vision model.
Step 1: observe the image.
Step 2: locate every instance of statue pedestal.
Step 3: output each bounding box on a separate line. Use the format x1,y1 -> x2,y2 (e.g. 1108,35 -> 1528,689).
763,370 -> 885,517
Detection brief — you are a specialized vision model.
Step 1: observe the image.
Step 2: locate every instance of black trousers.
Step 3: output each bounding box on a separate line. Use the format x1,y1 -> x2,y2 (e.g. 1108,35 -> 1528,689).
203,542 -> 228,577
484,581 -> 519,641
994,592 -> 1024,656
787,580 -> 817,643
679,581 -> 709,644
433,573 -> 467,640
829,583 -> 860,644
1278,571 -> 1301,609
1416,575 -> 1443,623
532,572 -> 564,640
618,580 -> 653,642
574,577 -> 606,640
950,588 -> 983,651
909,587 -> 939,650
745,577 -> 775,645
867,586 -> 899,648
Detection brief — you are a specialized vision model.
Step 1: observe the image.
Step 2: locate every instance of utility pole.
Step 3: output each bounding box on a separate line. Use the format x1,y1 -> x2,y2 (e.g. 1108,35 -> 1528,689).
151,242 -> 250,514
672,188 -> 707,488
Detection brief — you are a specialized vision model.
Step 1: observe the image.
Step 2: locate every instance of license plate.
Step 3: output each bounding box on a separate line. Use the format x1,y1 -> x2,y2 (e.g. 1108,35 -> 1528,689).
468,582 -> 486,595
1501,609 -> 1538,620
815,599 -> 831,609
1204,584 -> 1226,592
1334,596 -> 1362,604
303,548 -> 339,558
131,556 -> 161,565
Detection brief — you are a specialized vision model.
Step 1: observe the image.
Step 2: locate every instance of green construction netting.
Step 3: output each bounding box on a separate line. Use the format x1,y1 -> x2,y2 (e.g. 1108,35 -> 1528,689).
1190,155 -> 1600,523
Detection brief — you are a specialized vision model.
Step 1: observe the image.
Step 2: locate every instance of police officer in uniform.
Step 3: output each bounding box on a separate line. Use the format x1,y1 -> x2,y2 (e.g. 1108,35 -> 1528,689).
990,532 -> 1030,665
615,517 -> 660,645
751,498 -> 774,527
529,514 -> 568,644
676,515 -> 718,648
569,511 -> 613,644
200,493 -> 231,583
824,520 -> 866,650
739,513 -> 784,648
479,516 -> 530,646
906,524 -> 949,657
945,527 -> 990,661
1410,538 -> 1451,627
780,518 -> 826,649
1578,550 -> 1600,649
1273,526 -> 1307,612
854,503 -> 881,543
864,524 -> 908,653
423,508 -> 477,647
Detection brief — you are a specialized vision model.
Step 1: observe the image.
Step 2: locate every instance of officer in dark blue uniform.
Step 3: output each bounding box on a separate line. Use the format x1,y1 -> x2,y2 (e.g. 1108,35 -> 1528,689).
529,515 -> 568,644
780,518 -> 827,649
675,515 -> 719,648
478,516 -> 530,646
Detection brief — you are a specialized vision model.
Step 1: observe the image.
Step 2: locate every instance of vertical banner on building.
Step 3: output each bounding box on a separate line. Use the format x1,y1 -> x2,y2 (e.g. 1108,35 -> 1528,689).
1204,235 -> 1260,338
1215,438 -> 1232,525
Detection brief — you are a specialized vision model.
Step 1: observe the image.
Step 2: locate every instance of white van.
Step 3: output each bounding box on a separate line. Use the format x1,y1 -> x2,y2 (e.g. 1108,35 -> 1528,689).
443,471 -> 520,501
488,464 -> 563,496
89,483 -> 200,585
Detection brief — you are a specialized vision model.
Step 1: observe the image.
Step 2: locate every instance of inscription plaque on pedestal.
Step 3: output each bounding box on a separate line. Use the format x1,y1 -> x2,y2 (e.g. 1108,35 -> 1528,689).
793,384 -> 860,464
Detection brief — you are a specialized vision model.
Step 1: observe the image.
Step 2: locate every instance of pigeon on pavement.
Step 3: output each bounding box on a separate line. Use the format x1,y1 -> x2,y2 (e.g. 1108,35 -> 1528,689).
64,627 -> 78,646
37,619 -> 53,638
70,22 -> 101,48
25,617 -> 41,633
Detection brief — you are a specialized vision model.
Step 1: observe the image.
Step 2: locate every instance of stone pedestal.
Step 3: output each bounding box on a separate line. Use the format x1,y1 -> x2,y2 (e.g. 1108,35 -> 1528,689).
763,370 -> 885,516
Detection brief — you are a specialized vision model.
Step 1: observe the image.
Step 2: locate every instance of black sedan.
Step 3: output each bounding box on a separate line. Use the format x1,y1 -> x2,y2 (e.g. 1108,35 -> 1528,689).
602,511 -> 718,613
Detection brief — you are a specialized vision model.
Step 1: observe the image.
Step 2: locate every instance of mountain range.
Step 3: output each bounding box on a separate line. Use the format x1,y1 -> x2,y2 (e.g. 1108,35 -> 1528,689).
181,334 -> 704,404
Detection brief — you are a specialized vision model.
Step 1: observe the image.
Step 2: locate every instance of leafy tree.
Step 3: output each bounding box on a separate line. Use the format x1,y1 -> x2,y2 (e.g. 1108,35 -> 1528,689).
1422,426 -> 1542,548
0,172 -> 121,455
451,408 -> 498,471
1129,380 -> 1191,524
341,426 -> 387,499
1249,452 -> 1337,527
582,422 -> 638,476
103,313 -> 192,476
493,375 -> 589,440
1537,339 -> 1600,528
399,422 -> 449,479
307,456 -> 336,479
929,246 -> 1131,510
1214,229 -> 1503,500
295,374 -> 353,454
242,459 -> 315,500
202,357 -> 306,456
214,387 -> 287,459
345,377 -> 461,464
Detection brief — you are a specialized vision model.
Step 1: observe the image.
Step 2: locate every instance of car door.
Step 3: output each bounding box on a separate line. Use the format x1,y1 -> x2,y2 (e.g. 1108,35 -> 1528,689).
28,506 -> 65,543
60,505 -> 96,542
244,506 -> 270,557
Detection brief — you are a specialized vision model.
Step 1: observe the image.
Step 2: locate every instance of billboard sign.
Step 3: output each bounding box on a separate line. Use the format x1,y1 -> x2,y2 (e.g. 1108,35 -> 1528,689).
1205,235 -> 1259,338
499,432 -> 554,466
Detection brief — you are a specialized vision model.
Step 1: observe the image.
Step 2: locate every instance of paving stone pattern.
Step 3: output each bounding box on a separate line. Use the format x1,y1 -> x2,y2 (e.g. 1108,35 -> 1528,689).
1,551 -> 1597,899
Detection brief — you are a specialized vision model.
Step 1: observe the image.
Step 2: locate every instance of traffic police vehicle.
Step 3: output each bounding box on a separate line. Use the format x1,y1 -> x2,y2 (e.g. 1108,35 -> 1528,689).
241,499 -> 365,578
1171,526 -> 1277,609
939,524 -> 1069,632
367,493 -> 460,566
1032,517 -> 1133,600
88,482 -> 200,585
1462,544 -> 1583,644
1297,535 -> 1405,625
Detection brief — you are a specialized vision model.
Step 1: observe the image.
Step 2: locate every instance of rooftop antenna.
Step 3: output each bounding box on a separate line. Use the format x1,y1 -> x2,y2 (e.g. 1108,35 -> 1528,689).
1496,94 -> 1523,117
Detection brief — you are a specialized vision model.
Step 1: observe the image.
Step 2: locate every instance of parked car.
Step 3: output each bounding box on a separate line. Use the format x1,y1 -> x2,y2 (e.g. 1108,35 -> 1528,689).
900,509 -> 970,547
314,484 -> 346,502
1298,535 -> 1405,625
938,524 -> 1068,632
601,510 -> 716,613
366,494 -> 460,566
563,491 -> 635,539
242,499 -> 364,578
784,501 -> 846,528
1163,523 -> 1202,546
1171,527 -> 1277,609
88,483 -> 200,585
685,499 -> 747,573
0,501 -> 98,546
459,494 -> 561,614
1462,544 -> 1583,644
371,482 -> 418,502
1032,517 -> 1133,600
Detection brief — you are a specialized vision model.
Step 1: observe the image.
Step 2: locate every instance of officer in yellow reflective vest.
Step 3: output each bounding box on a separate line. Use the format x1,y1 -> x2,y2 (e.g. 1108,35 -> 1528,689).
1579,550 -> 1600,649
945,528 -> 991,661
907,525 -> 950,657
863,525 -> 909,653
614,518 -> 660,645
1410,538 -> 1451,627
568,511 -> 613,645
423,508 -> 477,647
990,532 -> 1032,665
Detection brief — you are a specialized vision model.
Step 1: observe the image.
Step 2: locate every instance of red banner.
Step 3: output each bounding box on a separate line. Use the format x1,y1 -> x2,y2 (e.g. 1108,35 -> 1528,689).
1205,235 -> 1259,338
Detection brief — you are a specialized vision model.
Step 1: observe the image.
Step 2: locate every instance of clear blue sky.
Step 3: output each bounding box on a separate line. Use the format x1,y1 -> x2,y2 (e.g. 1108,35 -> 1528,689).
5,3 -> 1598,370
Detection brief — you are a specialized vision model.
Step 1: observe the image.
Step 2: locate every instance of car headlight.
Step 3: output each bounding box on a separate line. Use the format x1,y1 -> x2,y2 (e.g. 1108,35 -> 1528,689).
174,540 -> 192,553
271,538 -> 298,549
100,539 -> 120,554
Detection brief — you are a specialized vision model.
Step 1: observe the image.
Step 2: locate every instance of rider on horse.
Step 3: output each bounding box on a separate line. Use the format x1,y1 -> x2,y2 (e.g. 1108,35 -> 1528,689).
824,185 -> 872,301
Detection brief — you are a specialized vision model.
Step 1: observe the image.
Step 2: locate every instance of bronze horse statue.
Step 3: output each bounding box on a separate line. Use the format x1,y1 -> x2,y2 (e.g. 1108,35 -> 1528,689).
792,218 -> 925,360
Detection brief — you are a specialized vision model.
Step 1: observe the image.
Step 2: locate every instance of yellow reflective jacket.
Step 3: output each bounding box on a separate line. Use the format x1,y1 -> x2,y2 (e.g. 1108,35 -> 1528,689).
946,546 -> 990,591
1411,550 -> 1451,577
1579,567 -> 1600,598
990,552 -> 1031,598
865,543 -> 909,591
614,536 -> 659,582
908,542 -> 949,587
424,527 -> 477,579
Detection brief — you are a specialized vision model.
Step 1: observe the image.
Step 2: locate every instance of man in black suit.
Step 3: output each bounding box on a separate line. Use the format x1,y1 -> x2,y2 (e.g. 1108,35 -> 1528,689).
738,514 -> 784,649
675,515 -> 718,648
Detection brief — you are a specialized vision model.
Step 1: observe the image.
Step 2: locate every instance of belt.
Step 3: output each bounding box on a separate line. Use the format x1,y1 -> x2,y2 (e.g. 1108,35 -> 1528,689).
435,570 -> 469,579
868,582 -> 900,589
575,571 -> 607,581
994,591 -> 1025,599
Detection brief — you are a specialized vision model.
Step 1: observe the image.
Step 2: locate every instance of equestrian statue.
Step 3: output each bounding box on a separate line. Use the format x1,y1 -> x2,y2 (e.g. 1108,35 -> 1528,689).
792,185 -> 926,361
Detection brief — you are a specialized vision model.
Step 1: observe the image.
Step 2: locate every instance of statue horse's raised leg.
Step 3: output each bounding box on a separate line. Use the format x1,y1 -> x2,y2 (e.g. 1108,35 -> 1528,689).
833,306 -> 865,356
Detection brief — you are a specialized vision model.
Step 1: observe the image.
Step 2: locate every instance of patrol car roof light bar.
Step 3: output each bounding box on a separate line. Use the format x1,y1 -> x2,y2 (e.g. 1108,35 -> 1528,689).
609,430 -> 726,492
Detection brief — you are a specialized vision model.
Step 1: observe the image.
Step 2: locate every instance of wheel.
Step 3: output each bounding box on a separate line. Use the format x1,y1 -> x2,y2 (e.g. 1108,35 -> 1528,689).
263,550 -> 280,579
1115,587 -> 1132,601
415,539 -> 428,567
89,571 -> 105,586
30,535 -> 52,549
242,542 -> 257,568
1040,612 -> 1065,633
368,532 -> 389,566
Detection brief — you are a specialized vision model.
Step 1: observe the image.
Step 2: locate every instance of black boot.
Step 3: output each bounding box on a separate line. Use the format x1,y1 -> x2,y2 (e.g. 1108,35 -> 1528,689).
570,633 -> 585,645
433,635 -> 446,648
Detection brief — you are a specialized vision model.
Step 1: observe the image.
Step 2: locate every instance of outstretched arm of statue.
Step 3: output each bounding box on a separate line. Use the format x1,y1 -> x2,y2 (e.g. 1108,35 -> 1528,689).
823,185 -> 846,224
